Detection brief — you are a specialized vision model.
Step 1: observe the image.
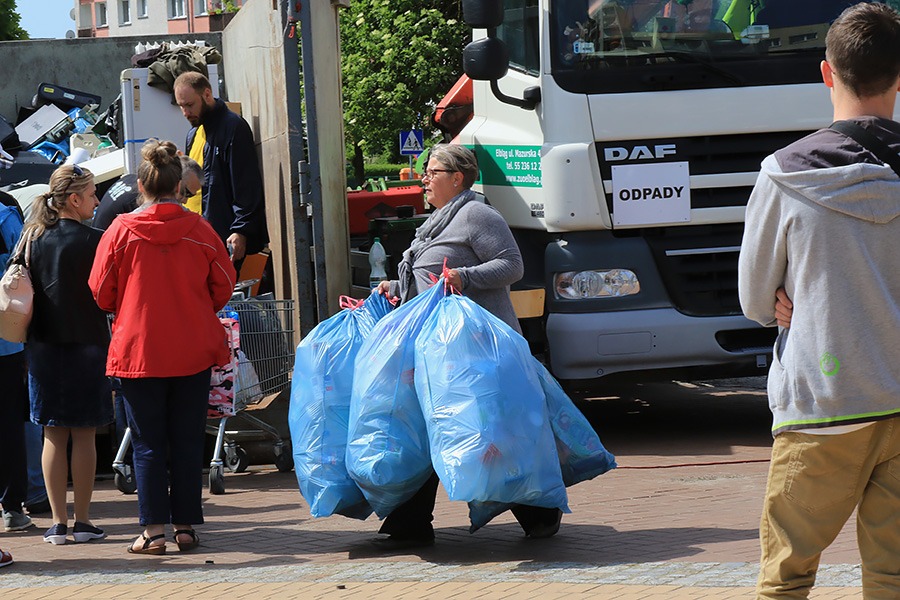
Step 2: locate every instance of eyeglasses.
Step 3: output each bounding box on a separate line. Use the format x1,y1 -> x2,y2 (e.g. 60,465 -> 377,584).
422,168 -> 455,179
180,183 -> 201,199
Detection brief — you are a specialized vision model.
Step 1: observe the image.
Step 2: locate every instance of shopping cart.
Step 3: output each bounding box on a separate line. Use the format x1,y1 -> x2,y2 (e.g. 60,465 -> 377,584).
207,293 -> 296,494
111,291 -> 296,495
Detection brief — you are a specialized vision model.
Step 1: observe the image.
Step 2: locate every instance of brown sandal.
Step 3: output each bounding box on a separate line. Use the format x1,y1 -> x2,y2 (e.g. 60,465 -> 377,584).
174,529 -> 200,552
127,532 -> 166,555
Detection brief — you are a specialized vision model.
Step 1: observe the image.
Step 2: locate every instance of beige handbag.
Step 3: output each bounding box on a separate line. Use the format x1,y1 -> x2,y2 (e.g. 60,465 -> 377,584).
0,232 -> 33,343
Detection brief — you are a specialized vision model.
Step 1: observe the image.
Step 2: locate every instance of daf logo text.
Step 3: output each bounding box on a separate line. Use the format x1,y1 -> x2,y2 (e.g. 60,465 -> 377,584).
604,144 -> 677,162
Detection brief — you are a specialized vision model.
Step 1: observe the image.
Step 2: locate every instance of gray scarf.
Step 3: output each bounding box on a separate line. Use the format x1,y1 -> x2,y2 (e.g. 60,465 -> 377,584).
397,189 -> 475,303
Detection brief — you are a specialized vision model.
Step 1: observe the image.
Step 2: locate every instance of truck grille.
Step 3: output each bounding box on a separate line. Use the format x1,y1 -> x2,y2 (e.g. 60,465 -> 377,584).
597,131 -> 816,315
597,130 -> 815,211
643,224 -> 745,317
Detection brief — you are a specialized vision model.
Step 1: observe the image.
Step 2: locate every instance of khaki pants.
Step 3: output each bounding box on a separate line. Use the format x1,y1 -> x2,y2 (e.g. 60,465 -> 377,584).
757,417 -> 900,599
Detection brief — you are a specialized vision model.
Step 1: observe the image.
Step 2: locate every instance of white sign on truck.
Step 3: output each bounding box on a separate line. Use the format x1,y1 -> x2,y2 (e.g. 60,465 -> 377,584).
612,161 -> 691,226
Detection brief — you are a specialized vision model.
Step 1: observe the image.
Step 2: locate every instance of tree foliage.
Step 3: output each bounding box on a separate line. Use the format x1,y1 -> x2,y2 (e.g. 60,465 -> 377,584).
0,0 -> 28,41
340,0 -> 468,178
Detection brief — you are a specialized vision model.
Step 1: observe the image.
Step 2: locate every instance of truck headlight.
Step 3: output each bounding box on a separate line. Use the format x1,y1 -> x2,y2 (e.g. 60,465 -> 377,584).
554,269 -> 640,299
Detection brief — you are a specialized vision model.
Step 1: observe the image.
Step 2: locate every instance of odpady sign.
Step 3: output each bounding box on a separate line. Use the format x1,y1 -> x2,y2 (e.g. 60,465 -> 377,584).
619,186 -> 685,201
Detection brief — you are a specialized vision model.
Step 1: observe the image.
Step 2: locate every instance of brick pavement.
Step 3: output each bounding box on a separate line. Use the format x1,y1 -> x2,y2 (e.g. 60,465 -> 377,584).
0,437 -> 862,598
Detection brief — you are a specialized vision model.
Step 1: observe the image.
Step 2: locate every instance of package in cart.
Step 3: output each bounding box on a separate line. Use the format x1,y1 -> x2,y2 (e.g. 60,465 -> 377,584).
209,315 -> 239,417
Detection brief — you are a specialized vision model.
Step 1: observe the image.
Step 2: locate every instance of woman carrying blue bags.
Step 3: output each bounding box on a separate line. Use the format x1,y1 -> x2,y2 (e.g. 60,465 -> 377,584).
372,144 -> 563,549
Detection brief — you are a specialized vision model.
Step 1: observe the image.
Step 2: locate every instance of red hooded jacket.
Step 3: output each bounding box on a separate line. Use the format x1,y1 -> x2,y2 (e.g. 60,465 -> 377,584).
89,202 -> 236,378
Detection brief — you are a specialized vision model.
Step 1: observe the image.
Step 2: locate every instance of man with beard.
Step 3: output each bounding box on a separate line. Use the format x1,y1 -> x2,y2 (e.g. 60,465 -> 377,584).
173,72 -> 268,269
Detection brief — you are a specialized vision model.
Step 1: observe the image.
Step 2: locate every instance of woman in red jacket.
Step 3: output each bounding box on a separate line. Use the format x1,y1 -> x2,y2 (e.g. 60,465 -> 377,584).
89,140 -> 236,555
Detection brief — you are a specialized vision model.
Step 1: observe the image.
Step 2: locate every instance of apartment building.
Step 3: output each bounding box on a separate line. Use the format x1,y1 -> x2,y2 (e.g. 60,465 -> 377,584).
74,0 -> 244,37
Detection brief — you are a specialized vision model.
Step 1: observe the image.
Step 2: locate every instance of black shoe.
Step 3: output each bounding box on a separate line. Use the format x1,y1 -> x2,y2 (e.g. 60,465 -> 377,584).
370,535 -> 435,551
525,509 -> 563,539
24,498 -> 51,515
43,523 -> 67,545
73,522 -> 107,543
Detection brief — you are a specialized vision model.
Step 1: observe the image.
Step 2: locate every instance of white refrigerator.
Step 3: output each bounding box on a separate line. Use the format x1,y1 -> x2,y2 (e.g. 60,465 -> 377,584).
119,64 -> 220,174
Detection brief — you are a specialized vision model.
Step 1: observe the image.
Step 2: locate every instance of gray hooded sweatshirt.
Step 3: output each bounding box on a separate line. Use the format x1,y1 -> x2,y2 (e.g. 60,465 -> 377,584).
739,118 -> 900,435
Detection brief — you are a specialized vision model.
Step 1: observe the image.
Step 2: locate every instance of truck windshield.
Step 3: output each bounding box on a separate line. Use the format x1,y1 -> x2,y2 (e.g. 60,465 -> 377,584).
550,0 -> 900,93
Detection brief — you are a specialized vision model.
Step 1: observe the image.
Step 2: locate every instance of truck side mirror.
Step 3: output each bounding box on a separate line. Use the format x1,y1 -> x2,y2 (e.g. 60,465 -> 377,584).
462,0 -> 504,28
462,38 -> 541,110
463,38 -> 509,81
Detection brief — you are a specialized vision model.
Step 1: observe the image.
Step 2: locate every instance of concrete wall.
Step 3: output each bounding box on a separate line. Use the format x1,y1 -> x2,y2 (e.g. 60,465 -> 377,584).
0,33 -> 222,121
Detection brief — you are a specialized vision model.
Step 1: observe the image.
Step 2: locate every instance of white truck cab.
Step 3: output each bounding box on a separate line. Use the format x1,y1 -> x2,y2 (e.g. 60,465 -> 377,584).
458,0 -> 860,386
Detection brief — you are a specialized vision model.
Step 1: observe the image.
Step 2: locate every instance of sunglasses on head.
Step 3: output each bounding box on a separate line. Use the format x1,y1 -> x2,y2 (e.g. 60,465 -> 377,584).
63,164 -> 85,195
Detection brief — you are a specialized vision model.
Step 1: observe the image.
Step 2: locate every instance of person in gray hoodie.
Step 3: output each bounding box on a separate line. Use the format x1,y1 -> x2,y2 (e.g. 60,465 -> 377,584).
738,3 -> 900,598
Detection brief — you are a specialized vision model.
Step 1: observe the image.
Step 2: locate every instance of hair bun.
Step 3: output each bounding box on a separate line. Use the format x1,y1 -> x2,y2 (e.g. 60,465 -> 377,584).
141,139 -> 179,168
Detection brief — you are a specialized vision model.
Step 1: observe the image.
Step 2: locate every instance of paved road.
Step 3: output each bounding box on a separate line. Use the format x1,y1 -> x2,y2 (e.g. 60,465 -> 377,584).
0,378 -> 863,598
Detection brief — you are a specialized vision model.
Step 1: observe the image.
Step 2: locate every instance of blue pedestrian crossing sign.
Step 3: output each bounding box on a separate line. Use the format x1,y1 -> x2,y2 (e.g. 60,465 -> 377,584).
399,129 -> 424,156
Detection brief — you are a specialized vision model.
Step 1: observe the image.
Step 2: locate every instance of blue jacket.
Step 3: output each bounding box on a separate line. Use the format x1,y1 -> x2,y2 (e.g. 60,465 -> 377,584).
0,202 -> 25,356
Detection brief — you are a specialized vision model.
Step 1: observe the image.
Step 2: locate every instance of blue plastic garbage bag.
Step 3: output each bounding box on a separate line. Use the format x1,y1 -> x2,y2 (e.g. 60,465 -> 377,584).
346,280 -> 447,518
536,359 -> 616,486
468,358 -> 617,531
289,291 -> 394,519
415,294 -> 568,514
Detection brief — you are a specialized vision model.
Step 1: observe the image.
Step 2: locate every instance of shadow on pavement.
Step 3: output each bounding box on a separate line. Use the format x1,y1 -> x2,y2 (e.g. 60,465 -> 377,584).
344,522 -> 758,566
576,379 -> 772,458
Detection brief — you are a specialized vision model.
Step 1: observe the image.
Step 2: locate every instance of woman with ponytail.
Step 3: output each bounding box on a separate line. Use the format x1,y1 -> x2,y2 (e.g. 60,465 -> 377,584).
25,164 -> 112,546
89,140 -> 236,555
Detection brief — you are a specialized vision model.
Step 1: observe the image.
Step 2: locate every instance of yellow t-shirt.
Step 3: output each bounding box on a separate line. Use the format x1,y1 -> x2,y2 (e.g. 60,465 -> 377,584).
185,125 -> 206,214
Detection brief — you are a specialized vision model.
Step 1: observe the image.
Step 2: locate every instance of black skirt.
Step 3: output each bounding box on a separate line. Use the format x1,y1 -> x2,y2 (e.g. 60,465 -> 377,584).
28,341 -> 113,428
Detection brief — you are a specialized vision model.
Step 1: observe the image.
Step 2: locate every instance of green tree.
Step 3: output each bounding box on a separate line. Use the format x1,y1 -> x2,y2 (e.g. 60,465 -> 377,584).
340,0 -> 468,183
0,0 -> 28,40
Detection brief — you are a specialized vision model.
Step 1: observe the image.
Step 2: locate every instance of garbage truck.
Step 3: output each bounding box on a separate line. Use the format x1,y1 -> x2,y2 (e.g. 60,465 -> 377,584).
454,0 -> 874,387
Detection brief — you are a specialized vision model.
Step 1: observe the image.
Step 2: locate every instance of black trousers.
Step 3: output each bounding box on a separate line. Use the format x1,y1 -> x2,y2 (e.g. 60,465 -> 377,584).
378,470 -> 561,539
0,351 -> 28,512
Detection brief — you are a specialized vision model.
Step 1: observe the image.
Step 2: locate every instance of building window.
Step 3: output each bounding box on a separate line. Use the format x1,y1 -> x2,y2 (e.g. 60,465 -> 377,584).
96,2 -> 108,27
138,0 -> 148,18
169,0 -> 185,18
194,0 -> 208,16
119,0 -> 131,24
